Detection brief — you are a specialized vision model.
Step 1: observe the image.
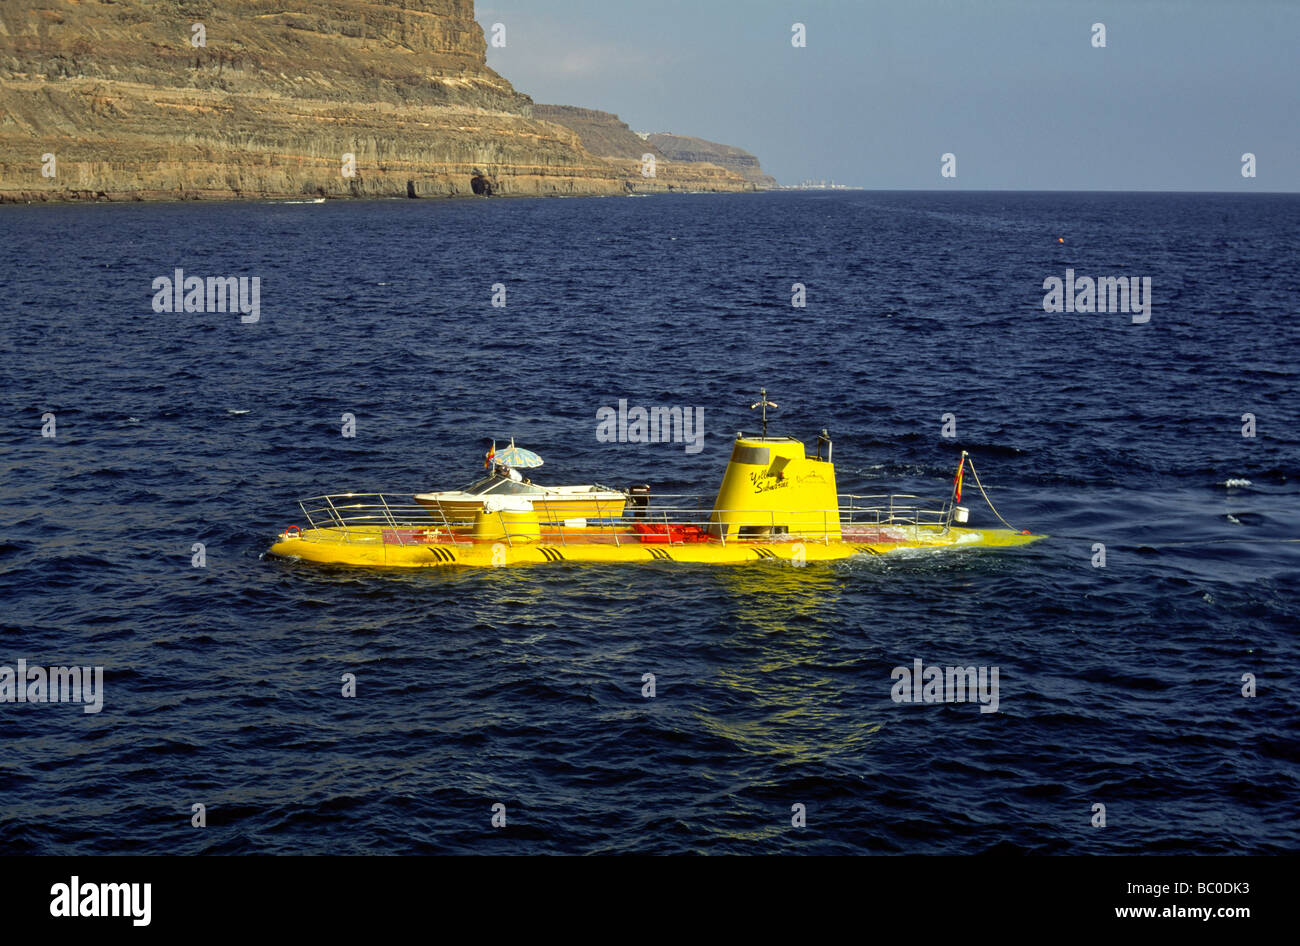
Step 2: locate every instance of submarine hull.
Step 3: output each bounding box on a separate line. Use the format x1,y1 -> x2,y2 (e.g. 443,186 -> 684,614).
268,524 -> 1043,568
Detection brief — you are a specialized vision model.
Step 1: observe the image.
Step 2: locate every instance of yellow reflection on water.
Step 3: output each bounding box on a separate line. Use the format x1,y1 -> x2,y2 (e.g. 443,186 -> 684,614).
714,561 -> 842,634
697,564 -> 885,786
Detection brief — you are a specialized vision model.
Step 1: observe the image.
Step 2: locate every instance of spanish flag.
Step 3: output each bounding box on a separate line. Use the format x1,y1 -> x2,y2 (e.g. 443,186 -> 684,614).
484,441 -> 496,470
952,456 -> 964,504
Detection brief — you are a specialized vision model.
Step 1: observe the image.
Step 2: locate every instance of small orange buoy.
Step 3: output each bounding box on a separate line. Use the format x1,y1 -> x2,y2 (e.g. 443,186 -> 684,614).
1057,237 -> 1064,243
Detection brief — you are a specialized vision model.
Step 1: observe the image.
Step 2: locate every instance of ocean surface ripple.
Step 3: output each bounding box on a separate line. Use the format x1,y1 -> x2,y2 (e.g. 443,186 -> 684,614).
1,191 -> 1297,854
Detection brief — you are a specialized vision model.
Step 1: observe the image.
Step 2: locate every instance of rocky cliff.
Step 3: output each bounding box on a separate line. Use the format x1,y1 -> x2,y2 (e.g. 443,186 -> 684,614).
646,133 -> 776,189
0,0 -> 762,201
534,106 -> 777,191
531,105 -> 663,160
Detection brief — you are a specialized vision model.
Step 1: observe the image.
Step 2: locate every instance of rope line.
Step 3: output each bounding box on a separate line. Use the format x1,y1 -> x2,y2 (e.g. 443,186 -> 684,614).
965,456 -> 1023,533
886,456 -> 1296,548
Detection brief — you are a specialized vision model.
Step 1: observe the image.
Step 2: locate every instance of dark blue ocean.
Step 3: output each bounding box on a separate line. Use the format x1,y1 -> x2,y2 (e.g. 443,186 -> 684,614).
1,191 -> 1297,854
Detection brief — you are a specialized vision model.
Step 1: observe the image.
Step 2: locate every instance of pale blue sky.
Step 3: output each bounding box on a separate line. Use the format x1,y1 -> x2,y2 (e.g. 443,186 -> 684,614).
480,0 -> 1299,190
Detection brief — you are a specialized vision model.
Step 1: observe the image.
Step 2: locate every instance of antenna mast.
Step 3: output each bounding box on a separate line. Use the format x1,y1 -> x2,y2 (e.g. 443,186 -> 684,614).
750,388 -> 779,438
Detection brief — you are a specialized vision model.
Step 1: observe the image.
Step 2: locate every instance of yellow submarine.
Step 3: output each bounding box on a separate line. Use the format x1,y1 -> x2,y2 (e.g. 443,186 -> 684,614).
268,393 -> 1042,568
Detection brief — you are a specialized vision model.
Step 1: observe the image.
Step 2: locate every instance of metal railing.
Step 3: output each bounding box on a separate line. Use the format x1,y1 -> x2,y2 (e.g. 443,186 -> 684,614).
296,493 -> 468,546
284,490 -> 956,548
840,493 -> 952,528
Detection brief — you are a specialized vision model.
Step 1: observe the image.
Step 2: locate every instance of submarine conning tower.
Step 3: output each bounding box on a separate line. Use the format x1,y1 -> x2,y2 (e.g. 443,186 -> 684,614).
707,432 -> 841,541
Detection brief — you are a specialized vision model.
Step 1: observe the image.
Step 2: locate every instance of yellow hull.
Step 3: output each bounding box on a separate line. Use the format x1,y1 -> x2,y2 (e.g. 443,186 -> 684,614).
268,524 -> 1044,568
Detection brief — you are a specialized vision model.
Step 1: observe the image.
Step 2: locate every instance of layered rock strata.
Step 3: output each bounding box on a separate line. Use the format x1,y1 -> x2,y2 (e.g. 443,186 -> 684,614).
0,0 -> 765,201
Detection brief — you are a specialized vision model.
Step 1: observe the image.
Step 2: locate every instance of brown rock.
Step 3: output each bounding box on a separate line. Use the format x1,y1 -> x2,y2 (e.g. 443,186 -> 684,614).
646,133 -> 776,189
0,0 -> 765,202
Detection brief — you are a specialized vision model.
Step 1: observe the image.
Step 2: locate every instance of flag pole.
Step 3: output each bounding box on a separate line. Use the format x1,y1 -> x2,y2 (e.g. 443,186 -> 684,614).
947,450 -> 968,529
